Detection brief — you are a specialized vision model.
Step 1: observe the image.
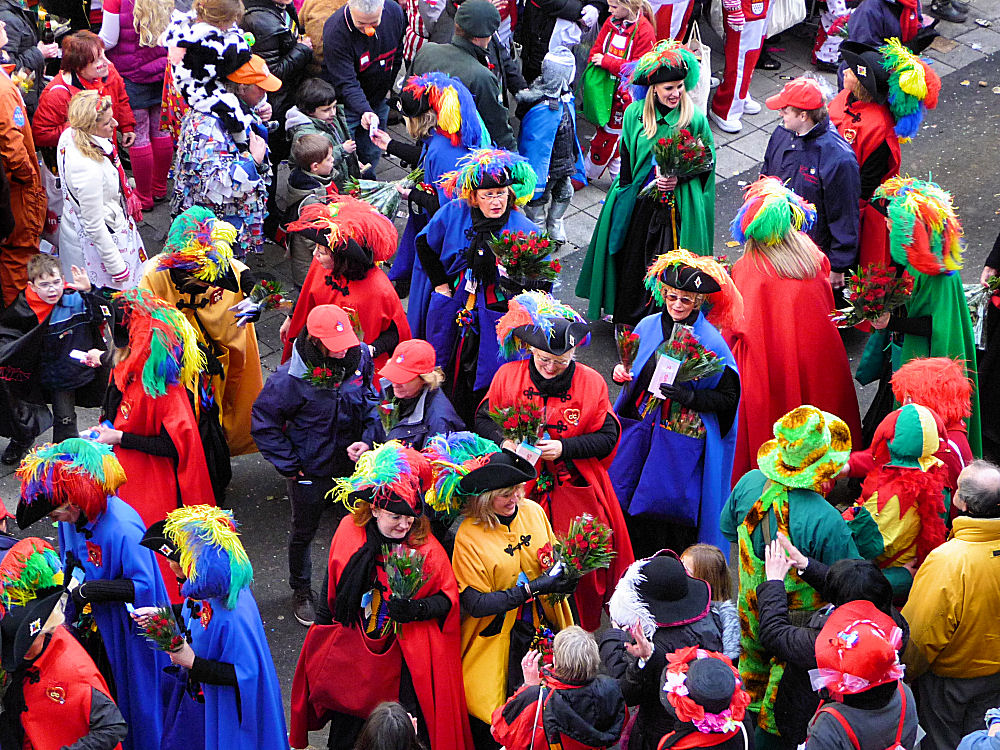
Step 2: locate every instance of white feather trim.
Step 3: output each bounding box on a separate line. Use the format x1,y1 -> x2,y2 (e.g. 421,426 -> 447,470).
608,557 -> 657,640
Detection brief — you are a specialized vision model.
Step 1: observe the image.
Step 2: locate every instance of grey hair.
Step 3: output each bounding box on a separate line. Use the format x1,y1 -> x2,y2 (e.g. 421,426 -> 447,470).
958,460 -> 1000,518
348,0 -> 384,14
553,626 -> 601,683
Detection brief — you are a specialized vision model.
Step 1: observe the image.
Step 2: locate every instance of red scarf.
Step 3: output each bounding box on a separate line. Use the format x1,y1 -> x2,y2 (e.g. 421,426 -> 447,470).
895,0 -> 920,42
25,285 -> 56,323
104,140 -> 145,230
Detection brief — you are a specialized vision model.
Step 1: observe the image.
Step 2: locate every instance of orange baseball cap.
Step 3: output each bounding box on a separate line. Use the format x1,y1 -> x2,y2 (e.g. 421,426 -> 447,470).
765,77 -> 824,111
306,305 -> 359,352
379,339 -> 436,384
228,55 -> 282,92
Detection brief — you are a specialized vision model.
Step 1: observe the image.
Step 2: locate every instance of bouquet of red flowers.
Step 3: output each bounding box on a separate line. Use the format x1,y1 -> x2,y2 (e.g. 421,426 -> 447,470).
490,231 -> 561,294
248,279 -> 292,312
379,397 -> 400,433
137,606 -> 185,653
383,545 -> 427,599
831,264 -> 914,327
639,129 -> 714,202
641,328 -> 723,418
302,363 -> 345,388
489,403 -> 545,445
543,514 -> 615,601
615,324 -> 641,373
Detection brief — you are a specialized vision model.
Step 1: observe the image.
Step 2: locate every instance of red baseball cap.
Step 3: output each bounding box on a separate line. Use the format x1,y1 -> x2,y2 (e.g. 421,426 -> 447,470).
379,339 -> 436,384
306,305 -> 359,352
766,77 -> 824,111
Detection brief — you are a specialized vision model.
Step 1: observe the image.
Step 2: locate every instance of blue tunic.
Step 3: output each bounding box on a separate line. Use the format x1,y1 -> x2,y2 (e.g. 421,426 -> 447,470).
58,495 -> 169,750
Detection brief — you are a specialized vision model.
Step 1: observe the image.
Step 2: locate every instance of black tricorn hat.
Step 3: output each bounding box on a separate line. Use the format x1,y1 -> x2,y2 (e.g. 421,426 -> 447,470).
514,317 -> 591,356
0,586 -> 65,671
659,263 -> 722,294
637,553 -> 711,627
15,494 -> 59,531
840,41 -> 891,102
459,449 -> 537,495
140,520 -> 182,562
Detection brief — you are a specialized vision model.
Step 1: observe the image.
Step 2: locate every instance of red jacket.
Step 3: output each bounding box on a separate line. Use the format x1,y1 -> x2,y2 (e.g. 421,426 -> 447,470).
31,63 -> 136,148
588,14 -> 656,76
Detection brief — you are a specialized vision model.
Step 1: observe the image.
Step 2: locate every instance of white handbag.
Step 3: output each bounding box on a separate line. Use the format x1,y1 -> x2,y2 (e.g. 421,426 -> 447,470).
686,21 -> 711,115
767,0 -> 808,37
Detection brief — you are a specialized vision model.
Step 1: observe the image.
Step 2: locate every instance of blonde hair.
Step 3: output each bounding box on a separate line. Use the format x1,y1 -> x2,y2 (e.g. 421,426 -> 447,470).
406,110 -> 438,141
68,90 -> 114,162
352,500 -> 430,545
553,626 -> 601,683
642,85 -> 693,139
463,483 -> 526,530
134,0 -> 173,46
744,231 -> 823,281
418,367 -> 446,390
193,0 -> 243,28
681,543 -> 732,601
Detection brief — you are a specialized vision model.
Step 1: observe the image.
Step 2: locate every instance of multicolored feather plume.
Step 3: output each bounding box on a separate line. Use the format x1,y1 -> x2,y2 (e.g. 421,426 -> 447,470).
164,505 -> 252,609
644,249 -> 744,331
622,39 -> 700,101
157,206 -> 237,283
495,291 -> 590,358
17,439 -> 126,521
403,72 -> 482,148
873,176 -> 962,275
285,195 -> 398,262
421,432 -> 500,515
329,441 -> 430,512
439,149 -> 537,206
0,538 -> 64,609
879,38 -> 940,140
731,176 -> 817,246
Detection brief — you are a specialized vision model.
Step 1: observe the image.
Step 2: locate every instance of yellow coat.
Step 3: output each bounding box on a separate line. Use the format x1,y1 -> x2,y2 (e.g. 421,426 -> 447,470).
452,499 -> 574,723
140,262 -> 263,455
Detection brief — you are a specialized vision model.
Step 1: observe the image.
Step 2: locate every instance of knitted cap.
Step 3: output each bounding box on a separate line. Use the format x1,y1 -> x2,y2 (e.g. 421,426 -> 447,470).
884,403 -> 941,470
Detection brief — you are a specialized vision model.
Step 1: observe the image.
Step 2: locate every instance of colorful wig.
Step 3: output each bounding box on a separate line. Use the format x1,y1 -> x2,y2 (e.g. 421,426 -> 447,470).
17,439 -> 126,521
879,38 -> 941,140
402,72 -> 482,148
644,250 -> 744,331
495,291 -> 590,358
157,206 -> 237,283
890,357 -> 973,429
731,177 -> 817,246
114,289 -> 205,397
622,39 -> 700,101
439,149 -> 537,207
164,505 -> 252,609
874,176 -> 962,276
329,441 -> 431,514
285,195 -> 398,262
0,538 -> 64,609
421,432 -> 500,515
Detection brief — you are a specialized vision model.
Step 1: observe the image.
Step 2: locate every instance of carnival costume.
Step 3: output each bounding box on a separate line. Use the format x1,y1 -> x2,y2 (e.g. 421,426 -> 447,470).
577,40 -> 715,324
725,177 -> 862,481
709,0 -> 770,131
142,208 -> 264,456
610,251 -> 742,557
15,439 -> 169,750
290,441 -> 472,750
283,195 -> 412,369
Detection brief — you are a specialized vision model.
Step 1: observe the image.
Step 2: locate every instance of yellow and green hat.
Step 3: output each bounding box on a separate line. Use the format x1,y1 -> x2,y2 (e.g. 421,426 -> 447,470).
757,406 -> 851,490
883,403 -> 941,471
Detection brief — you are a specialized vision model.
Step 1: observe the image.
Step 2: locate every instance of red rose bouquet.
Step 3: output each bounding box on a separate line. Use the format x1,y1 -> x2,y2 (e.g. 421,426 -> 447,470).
489,403 -> 546,445
831,264 -> 914,327
137,606 -> 185,653
615,324 -> 641,373
640,129 -> 714,202
490,230 -> 561,290
641,327 -> 723,418
545,514 -> 615,601
302,363 -> 345,388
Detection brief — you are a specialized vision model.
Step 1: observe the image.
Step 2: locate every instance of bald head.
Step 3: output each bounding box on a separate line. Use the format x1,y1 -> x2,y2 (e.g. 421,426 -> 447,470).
955,460 -> 1000,518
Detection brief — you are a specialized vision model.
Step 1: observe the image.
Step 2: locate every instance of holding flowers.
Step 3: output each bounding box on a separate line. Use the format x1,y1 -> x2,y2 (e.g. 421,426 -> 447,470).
490,230 -> 561,297
831,264 -> 913,328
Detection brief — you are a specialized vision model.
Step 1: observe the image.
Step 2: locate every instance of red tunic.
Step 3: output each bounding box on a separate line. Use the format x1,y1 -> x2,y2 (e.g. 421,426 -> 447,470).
289,516 -> 472,750
281,260 -> 411,370
724,250 -> 862,485
485,360 -> 635,632
21,626 -> 122,750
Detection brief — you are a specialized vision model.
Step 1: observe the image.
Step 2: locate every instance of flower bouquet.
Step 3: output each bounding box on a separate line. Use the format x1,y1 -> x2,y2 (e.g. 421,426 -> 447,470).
10,69 -> 34,95
383,544 -> 427,630
830,264 -> 914,327
615,325 -> 641,374
379,397 -> 400,434
490,230 -> 561,297
641,327 -> 724,418
248,279 -> 292,313
345,167 -> 425,219
545,514 -> 616,601
665,403 -> 707,439
489,403 -> 546,464
137,606 -> 185,653
344,306 -> 365,341
639,129 -> 714,203
302,363 -> 345,388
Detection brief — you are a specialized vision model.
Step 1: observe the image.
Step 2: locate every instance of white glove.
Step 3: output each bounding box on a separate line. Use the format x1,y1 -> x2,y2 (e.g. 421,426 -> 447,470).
228,298 -> 263,327
580,4 -> 599,27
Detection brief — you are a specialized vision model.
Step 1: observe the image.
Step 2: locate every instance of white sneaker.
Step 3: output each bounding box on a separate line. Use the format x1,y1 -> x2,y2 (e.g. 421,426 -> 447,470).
743,96 -> 762,115
710,76 -> 720,88
709,109 -> 743,134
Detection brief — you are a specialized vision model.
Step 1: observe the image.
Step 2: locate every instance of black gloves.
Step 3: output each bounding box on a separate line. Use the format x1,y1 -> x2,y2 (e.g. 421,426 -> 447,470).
386,597 -> 428,623
660,383 -> 695,407
527,571 -> 578,597
72,579 -> 136,608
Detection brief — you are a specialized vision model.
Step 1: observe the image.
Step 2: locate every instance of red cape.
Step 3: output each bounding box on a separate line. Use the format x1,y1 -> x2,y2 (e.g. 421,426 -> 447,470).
289,515 -> 472,750
724,251 -> 862,485
281,260 -> 411,370
485,360 -> 635,632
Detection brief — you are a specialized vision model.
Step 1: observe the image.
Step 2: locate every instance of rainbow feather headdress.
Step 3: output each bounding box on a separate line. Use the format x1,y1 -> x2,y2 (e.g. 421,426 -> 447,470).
0,538 -> 64,610
879,38 -> 940,140
17,439 -> 126,521
421,432 -> 500,515
330,441 -> 430,515
495,291 -> 591,359
439,149 -> 537,207
731,177 -> 817,246
113,289 -> 205,397
645,250 -> 744,331
164,505 -> 252,609
621,39 -> 700,102
873,176 -> 962,276
157,206 -> 237,283
285,195 -> 398,262
403,72 -> 482,149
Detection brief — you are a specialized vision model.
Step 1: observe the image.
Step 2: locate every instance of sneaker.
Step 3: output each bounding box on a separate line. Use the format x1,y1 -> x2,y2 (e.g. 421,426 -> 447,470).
709,109 -> 743,134
293,588 -> 316,626
710,75 -> 720,88
743,96 -> 762,115
1,441 -> 28,466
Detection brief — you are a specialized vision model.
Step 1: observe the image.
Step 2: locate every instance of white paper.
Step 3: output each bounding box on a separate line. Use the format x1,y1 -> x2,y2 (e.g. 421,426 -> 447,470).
515,441 -> 542,466
464,276 -> 479,294
648,355 -> 682,394
69,349 -> 88,362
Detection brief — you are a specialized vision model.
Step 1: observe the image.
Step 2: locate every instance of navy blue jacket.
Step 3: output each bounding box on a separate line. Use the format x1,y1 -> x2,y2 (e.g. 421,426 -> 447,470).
382,382 -> 464,451
762,119 -> 861,272
322,0 -> 405,117
251,345 -> 381,478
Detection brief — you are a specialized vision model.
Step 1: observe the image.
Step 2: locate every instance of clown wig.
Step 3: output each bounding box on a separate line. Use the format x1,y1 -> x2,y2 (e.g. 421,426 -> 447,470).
890,357 -> 973,430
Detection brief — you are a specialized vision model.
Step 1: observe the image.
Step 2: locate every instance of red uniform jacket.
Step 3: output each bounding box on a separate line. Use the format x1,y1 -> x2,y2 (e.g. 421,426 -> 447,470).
32,64 -> 136,149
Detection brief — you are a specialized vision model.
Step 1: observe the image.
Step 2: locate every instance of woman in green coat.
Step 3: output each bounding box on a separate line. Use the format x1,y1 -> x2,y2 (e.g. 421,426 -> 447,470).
576,40 -> 716,325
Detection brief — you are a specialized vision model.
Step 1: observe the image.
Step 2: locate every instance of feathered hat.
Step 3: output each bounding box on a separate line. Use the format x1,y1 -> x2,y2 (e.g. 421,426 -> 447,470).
644,250 -> 744,331
890,357 -> 972,430
873,176 -> 962,276
285,195 -> 398,262
157,206 -> 239,292
879,38 -> 941,140
495,291 -> 591,359
0,537 -> 64,609
439,148 -> 537,206
16,439 -> 126,529
731,177 -> 817,246
330,441 -> 431,517
622,40 -> 700,102
164,505 -> 253,609
399,72 -> 483,149
421,431 -> 500,515
113,288 -> 206,398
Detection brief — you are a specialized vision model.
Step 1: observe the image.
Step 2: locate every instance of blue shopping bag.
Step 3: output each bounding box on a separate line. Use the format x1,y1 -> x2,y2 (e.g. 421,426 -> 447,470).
629,423 -> 706,526
608,415 -> 654,513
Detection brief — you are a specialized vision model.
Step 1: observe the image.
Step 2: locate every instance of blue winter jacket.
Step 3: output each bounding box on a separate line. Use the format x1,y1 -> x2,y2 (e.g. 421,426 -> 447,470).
761,118 -> 861,272
381,380 -> 464,451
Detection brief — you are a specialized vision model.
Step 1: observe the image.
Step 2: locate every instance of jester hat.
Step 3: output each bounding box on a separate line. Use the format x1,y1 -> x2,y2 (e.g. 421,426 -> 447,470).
16,439 -> 126,529
731,177 -> 817,246
330,441 -> 431,517
113,288 -> 205,397
890,357 -> 972,429
285,194 -> 398,262
439,148 -> 537,206
873,176 -> 962,276
879,38 -> 941,140
495,291 -> 591,359
644,250 -> 744,331
164,505 -> 252,609
399,72 -> 483,149
421,432 -> 501,515
157,206 -> 239,292
622,39 -> 700,102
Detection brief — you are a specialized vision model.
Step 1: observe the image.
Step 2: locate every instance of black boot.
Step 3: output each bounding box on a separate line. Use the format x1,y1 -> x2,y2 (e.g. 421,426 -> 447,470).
756,48 -> 781,70
951,0 -> 970,12
929,0 -> 967,21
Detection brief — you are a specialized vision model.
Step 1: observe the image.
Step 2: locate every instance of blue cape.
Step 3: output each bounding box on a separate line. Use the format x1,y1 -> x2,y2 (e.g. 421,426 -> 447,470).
517,94 -> 587,197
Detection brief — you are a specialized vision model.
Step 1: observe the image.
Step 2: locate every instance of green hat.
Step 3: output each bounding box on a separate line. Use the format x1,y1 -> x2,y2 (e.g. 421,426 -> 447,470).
757,406 -> 851,490
884,403 -> 941,470
455,0 -> 501,37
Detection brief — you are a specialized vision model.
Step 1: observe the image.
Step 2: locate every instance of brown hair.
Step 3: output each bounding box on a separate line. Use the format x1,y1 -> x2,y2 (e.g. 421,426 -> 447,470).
468,186 -> 515,209
681,543 -> 732,601
462,484 -> 526,530
405,109 -> 438,141
61,31 -> 104,73
291,133 -> 333,170
27,254 -> 62,282
193,0 -> 244,27
352,500 -> 430,546
789,103 -> 830,125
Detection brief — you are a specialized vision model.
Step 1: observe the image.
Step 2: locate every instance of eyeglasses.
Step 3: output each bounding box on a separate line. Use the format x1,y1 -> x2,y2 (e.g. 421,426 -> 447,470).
480,191 -> 507,203
533,352 -> 573,368
665,293 -> 697,305
32,279 -> 63,290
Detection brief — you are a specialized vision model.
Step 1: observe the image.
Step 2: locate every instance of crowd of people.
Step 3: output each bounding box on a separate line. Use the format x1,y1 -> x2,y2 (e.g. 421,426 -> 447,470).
0,0 -> 995,747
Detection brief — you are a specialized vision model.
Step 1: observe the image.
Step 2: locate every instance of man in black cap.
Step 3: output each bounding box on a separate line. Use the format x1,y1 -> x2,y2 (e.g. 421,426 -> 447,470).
409,0 -> 526,150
